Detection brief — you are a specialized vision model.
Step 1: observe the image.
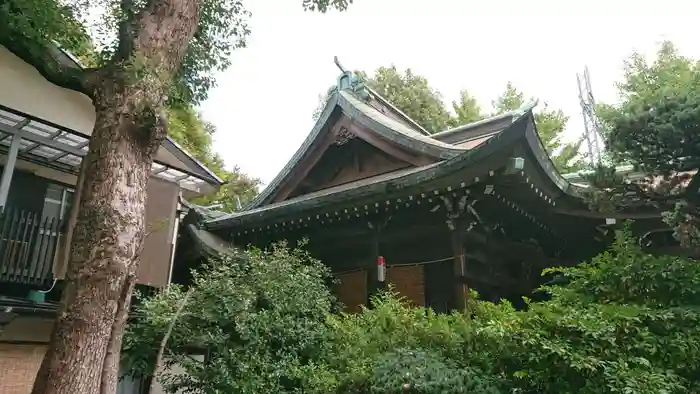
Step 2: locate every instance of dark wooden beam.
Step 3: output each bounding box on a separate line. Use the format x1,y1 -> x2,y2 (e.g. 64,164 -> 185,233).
304,143 -> 357,192
348,122 -> 433,167
554,208 -> 660,220
271,131 -> 337,203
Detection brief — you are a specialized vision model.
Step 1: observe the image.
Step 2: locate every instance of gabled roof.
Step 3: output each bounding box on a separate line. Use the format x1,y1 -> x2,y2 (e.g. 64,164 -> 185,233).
432,109 -> 529,146
207,109 -> 577,230
247,71 -> 537,209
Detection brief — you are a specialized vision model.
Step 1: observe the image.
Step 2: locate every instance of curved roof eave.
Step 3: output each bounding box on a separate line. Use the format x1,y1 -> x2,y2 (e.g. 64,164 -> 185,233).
246,89 -> 469,209
206,109 -> 537,230
519,112 -> 579,198
337,90 -> 465,159
245,91 -> 552,213
245,92 -> 342,209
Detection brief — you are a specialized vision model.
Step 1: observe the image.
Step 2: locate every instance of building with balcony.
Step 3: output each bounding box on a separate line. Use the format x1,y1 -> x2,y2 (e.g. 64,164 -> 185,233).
0,43 -> 223,394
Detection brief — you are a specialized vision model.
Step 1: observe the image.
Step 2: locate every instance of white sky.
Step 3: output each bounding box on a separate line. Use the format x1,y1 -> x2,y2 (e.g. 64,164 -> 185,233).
200,0 -> 700,185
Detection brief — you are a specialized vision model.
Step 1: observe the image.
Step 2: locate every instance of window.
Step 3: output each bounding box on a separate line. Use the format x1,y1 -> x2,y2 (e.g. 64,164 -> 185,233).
41,183 -> 74,222
28,183 -> 74,277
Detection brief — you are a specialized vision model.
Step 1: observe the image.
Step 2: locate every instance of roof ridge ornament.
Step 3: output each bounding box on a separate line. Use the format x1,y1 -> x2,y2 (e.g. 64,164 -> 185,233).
336,71 -> 371,101
334,56 -> 370,101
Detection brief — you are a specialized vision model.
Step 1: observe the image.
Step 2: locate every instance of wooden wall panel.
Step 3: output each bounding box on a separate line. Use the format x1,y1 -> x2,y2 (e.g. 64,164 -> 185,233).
387,265 -> 425,307
317,150 -> 409,190
333,270 -> 367,313
138,177 -> 179,287
54,176 -> 179,286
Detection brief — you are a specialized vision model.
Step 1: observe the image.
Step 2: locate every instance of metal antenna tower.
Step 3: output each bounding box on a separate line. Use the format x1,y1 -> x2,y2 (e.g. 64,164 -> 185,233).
576,66 -> 603,165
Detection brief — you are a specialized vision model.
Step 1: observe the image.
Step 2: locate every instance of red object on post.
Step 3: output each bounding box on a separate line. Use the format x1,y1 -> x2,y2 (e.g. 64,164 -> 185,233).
377,255 -> 386,282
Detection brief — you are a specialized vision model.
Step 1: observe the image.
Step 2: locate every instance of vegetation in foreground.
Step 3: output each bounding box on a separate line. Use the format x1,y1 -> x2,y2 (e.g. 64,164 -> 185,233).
124,228 -> 700,393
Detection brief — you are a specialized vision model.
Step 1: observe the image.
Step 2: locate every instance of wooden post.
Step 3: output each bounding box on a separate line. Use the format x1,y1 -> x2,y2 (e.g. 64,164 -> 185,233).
442,194 -> 470,311
450,218 -> 468,310
366,215 -> 390,306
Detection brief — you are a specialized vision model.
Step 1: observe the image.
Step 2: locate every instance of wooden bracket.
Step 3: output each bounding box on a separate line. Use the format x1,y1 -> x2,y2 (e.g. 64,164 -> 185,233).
332,123 -> 356,146
440,194 -> 479,232
366,214 -> 391,232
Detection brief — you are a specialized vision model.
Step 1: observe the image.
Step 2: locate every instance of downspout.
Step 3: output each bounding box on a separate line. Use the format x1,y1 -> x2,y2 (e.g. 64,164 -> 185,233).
166,193 -> 183,285
58,158 -> 87,278
0,133 -> 22,208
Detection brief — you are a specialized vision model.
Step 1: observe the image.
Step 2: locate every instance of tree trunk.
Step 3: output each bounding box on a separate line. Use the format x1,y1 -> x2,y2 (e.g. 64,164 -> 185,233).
31,1 -> 202,393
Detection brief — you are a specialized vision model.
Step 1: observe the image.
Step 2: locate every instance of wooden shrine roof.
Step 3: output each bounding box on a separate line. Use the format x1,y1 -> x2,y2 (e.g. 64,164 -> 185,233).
206,109 -> 579,231
245,71 -> 536,209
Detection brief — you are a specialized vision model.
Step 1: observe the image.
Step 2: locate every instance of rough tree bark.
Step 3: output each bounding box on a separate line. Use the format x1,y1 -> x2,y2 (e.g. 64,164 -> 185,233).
31,1 -> 203,393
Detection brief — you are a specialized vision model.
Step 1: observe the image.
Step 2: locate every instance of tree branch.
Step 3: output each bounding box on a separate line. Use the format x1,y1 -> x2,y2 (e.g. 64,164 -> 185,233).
149,287 -> 194,393
0,31 -> 94,97
116,0 -> 136,61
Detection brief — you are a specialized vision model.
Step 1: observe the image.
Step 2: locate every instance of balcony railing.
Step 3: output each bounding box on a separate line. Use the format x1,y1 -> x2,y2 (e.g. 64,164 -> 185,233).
0,208 -> 64,286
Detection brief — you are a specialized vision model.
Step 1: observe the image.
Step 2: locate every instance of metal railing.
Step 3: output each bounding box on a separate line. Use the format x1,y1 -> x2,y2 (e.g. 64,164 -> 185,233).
0,208 -> 64,286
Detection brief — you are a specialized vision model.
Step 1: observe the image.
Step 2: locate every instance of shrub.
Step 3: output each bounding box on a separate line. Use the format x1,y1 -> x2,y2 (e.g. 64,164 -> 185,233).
126,228 -> 700,394
315,227 -> 700,393
308,289 -> 509,393
487,227 -> 700,393
370,348 -> 502,394
123,242 -> 336,393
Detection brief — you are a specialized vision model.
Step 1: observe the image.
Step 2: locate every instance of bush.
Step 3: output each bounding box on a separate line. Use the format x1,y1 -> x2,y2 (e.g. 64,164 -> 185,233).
370,348 -> 502,394
313,227 -> 700,393
304,288 -> 510,393
126,228 -> 700,394
123,242 -> 336,393
482,227 -> 700,393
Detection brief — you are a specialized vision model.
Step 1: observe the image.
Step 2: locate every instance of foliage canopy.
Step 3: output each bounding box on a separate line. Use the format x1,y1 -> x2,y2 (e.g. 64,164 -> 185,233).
3,0 -> 353,105
591,41 -> 700,248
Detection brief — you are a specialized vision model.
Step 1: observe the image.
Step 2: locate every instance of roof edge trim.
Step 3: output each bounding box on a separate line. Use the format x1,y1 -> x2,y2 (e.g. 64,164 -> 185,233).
163,137 -> 225,185
520,112 -> 577,197
432,100 -> 539,140
337,91 -> 464,159
364,85 -> 431,136
244,92 -> 341,209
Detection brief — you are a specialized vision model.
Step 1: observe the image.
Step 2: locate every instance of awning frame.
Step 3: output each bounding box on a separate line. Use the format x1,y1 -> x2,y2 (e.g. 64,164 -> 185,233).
0,104 -> 223,194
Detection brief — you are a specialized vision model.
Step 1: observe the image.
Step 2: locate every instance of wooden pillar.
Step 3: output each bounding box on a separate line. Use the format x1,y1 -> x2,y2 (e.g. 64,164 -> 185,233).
366,216 -> 390,306
450,218 -> 469,310
442,194 -> 470,311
